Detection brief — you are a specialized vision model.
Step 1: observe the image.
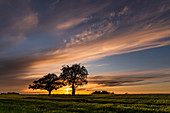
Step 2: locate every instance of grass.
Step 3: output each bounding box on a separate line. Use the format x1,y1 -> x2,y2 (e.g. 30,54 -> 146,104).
0,94 -> 170,113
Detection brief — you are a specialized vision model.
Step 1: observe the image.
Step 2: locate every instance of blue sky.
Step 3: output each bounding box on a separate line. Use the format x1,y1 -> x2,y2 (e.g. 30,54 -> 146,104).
0,0 -> 170,94
87,45 -> 170,74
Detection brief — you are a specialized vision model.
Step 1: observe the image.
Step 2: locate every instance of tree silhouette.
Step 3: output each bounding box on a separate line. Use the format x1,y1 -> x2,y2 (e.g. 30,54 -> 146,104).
29,73 -> 63,96
92,91 -> 101,94
92,91 -> 110,94
60,64 -> 88,96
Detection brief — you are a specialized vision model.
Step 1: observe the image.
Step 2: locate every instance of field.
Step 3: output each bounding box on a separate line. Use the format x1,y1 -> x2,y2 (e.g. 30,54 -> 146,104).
0,94 -> 170,113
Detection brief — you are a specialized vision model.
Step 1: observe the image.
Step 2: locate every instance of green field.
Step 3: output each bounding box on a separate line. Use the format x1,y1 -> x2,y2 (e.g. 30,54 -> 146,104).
0,94 -> 170,113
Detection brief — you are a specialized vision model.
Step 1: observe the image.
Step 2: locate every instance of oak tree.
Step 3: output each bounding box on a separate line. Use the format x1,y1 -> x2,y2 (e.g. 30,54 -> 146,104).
29,73 -> 63,96
60,64 -> 88,95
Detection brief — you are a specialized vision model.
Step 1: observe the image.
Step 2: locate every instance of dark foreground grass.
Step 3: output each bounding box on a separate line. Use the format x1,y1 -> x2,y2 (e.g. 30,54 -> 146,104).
0,94 -> 170,113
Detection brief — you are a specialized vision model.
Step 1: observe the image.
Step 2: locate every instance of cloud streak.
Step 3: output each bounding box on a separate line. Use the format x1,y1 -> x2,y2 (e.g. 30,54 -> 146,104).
56,18 -> 88,30
88,68 -> 170,87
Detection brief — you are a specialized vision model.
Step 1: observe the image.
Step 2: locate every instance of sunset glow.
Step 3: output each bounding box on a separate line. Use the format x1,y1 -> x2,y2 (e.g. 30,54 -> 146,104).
0,0 -> 170,95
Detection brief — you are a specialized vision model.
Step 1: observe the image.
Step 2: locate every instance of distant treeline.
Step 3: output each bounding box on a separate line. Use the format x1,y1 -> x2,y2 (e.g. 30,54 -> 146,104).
1,92 -> 19,95
92,91 -> 114,94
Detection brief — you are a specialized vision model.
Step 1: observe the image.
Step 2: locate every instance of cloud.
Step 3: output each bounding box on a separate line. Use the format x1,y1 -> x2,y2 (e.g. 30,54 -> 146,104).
59,24 -> 170,64
56,18 -> 88,30
88,68 -> 170,87
118,6 -> 129,16
49,0 -> 61,10
85,64 -> 109,68
2,23 -> 168,79
65,16 -> 116,46
0,0 -> 38,50
12,13 -> 38,33
18,74 -> 44,79
40,0 -> 109,30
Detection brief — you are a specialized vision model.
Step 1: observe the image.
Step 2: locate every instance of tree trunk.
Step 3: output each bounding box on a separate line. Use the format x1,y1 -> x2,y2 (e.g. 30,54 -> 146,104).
48,90 -> 51,96
72,83 -> 75,96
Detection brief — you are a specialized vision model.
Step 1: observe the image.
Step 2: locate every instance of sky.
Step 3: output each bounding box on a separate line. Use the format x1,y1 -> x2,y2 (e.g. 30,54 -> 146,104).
0,0 -> 170,94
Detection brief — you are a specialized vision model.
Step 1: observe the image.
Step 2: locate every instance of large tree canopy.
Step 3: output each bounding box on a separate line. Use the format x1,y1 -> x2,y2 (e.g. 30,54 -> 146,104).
29,73 -> 63,96
60,64 -> 88,95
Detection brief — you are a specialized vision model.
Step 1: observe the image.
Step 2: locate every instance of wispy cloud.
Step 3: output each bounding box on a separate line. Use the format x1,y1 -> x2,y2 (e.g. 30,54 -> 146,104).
0,0 -> 38,50
60,25 -> 170,63
117,6 -> 129,16
56,18 -> 88,30
12,13 -> 38,33
88,68 -> 170,87
65,12 -> 117,46
65,22 -> 115,46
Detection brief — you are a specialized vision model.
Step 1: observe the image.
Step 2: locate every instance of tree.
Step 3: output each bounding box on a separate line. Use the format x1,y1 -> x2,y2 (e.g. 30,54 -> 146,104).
101,91 -> 110,94
92,91 -> 110,94
92,91 -> 101,94
60,64 -> 88,96
29,73 -> 63,96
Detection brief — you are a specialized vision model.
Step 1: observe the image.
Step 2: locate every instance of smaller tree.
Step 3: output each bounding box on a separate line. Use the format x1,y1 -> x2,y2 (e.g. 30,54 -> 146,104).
92,91 -> 101,94
60,64 -> 88,96
101,91 -> 110,94
92,90 -> 110,94
29,73 -> 63,96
